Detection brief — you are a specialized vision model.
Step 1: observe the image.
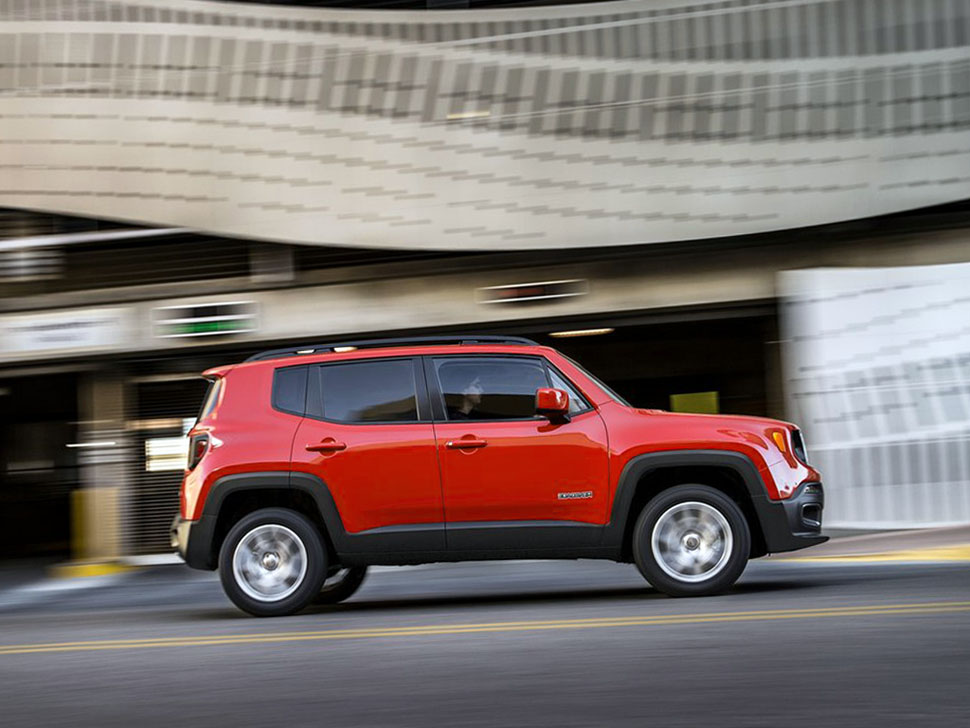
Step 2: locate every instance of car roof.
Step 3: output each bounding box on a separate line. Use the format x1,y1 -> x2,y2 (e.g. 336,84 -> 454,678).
244,335 -> 539,363
233,342 -> 554,371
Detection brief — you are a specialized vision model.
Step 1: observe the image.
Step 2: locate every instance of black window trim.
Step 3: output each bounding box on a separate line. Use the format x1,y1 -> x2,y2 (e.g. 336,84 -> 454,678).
304,355 -> 432,425
423,353 -> 596,424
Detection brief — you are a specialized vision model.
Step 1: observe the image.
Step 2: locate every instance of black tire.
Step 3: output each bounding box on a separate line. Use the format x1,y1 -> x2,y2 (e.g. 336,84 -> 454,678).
218,507 -> 327,617
313,566 -> 369,605
632,485 -> 750,597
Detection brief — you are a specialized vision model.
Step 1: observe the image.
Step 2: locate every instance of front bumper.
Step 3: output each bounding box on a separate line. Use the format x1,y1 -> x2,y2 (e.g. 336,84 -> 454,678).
170,515 -> 218,570
752,481 -> 828,554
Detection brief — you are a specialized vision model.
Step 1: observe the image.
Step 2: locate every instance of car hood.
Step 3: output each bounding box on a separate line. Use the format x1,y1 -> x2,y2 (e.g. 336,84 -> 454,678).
633,408 -> 795,431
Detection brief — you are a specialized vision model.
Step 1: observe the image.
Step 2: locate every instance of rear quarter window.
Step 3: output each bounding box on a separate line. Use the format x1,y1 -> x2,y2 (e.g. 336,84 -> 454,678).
272,365 -> 308,416
197,379 -> 223,421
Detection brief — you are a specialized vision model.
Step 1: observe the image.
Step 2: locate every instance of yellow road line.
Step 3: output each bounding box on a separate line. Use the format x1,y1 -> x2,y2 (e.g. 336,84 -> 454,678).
789,544 -> 970,563
3,601 -> 966,649
1,601 -> 967,656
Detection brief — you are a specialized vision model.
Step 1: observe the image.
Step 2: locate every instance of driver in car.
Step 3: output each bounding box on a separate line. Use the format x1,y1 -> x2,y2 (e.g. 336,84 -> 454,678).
449,377 -> 484,419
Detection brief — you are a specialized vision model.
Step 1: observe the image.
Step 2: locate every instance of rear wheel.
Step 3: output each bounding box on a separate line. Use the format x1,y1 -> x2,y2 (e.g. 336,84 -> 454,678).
313,566 -> 368,605
219,507 -> 327,617
632,485 -> 750,597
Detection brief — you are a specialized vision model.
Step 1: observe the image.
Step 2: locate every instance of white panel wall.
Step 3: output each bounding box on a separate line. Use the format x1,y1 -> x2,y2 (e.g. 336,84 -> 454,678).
781,264 -> 970,528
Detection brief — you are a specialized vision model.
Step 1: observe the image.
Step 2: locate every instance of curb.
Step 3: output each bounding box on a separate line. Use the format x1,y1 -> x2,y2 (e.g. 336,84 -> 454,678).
48,553 -> 186,579
48,561 -> 135,579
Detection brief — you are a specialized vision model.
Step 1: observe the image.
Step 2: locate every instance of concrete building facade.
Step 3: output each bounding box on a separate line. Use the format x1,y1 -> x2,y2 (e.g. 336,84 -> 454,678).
1,0 -> 969,555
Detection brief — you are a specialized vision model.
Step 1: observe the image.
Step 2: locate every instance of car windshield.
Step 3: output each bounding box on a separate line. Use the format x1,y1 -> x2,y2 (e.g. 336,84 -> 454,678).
561,355 -> 632,408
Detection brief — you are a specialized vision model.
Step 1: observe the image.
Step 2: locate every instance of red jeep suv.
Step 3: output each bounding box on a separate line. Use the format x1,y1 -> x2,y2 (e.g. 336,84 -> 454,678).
172,336 -> 826,617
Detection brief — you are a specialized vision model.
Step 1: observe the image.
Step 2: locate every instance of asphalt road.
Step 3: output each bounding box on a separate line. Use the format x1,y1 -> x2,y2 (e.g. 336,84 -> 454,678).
0,558 -> 968,728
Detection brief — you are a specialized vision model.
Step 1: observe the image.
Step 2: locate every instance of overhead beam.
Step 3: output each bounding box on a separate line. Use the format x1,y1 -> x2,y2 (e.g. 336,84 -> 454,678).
0,228 -> 192,253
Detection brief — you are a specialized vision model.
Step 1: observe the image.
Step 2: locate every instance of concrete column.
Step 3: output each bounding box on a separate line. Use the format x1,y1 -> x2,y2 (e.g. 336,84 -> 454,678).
764,315 -> 787,421
72,370 -> 129,562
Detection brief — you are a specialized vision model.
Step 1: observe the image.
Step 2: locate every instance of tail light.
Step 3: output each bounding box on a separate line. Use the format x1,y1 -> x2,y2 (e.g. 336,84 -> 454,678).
187,433 -> 209,470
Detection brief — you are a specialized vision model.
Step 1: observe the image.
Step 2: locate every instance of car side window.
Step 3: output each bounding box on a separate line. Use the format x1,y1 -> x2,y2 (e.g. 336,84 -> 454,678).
315,359 -> 419,423
547,366 -> 590,415
272,365 -> 307,416
433,357 -> 550,421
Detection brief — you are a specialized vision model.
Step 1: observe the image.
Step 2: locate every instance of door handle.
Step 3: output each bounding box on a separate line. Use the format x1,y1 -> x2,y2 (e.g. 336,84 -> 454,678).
446,438 -> 488,449
306,439 -> 347,453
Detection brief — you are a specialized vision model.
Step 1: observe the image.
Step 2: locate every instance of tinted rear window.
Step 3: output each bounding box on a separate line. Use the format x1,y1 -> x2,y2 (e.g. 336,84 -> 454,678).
317,359 -> 418,423
273,366 -> 308,415
197,379 -> 223,421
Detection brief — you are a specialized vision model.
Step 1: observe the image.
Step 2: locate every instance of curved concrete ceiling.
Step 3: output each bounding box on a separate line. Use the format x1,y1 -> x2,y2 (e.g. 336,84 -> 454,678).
0,0 -> 968,250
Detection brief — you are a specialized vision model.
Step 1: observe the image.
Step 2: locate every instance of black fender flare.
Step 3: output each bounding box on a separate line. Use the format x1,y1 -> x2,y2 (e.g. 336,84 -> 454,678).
185,471 -> 349,569
602,449 -> 826,555
602,450 -> 769,552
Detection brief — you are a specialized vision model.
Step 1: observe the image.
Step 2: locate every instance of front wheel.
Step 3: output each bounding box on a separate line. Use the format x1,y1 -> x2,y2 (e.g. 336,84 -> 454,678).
219,508 -> 327,617
632,485 -> 750,597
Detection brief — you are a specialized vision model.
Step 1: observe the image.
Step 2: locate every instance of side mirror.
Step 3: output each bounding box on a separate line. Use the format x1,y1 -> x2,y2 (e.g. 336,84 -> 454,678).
535,387 -> 570,423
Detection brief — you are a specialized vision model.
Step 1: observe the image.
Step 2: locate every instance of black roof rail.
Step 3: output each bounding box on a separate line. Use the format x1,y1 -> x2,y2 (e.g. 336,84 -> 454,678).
245,335 -> 539,362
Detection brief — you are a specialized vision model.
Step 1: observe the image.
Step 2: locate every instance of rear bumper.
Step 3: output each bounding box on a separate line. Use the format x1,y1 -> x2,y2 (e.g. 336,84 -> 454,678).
752,481 -> 828,554
170,514 -> 218,570
170,515 -> 190,556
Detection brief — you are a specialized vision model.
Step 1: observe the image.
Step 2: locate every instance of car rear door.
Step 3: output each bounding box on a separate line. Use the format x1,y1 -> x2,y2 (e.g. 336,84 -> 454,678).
426,355 -> 610,552
289,356 -> 444,551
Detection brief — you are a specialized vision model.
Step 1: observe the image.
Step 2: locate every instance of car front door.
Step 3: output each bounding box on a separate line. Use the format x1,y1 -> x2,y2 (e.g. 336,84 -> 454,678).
427,355 -> 610,552
290,356 -> 444,552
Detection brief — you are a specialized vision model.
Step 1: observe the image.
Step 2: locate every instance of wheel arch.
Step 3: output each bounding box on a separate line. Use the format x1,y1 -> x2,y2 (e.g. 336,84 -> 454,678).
193,472 -> 349,569
606,451 -> 770,561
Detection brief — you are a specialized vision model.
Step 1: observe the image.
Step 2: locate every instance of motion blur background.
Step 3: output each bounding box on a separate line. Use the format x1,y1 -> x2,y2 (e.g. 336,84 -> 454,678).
1,0 -> 969,566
